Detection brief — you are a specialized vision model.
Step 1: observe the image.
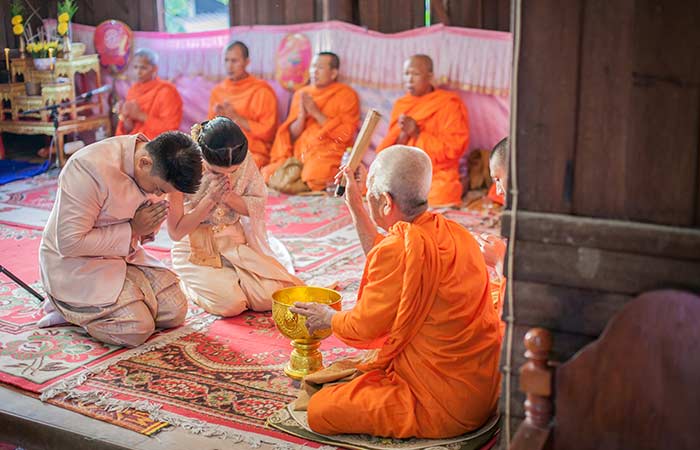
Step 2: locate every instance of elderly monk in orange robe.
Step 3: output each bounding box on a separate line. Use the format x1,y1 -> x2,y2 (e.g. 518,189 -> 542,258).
376,55 -> 470,207
116,49 -> 183,139
208,41 -> 278,168
261,52 -> 359,191
291,145 -> 502,438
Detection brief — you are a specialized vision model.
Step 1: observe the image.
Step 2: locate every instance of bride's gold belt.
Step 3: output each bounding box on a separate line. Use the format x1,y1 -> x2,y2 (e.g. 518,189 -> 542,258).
187,225 -> 222,268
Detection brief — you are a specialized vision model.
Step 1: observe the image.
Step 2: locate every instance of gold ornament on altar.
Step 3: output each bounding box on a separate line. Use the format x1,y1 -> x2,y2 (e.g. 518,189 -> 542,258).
271,286 -> 342,380
0,0 -> 108,169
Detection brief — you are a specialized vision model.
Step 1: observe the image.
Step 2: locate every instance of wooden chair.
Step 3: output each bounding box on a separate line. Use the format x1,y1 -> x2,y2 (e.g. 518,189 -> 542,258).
510,290 -> 700,450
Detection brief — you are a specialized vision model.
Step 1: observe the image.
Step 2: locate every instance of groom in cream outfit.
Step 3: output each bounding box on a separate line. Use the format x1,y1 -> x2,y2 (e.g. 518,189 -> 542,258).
38,132 -> 202,347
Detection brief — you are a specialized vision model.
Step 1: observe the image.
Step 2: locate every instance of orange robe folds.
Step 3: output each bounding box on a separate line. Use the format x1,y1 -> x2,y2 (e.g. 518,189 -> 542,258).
377,89 -> 469,206
308,212 -> 502,438
208,76 -> 278,168
115,77 -> 183,140
261,82 -> 359,191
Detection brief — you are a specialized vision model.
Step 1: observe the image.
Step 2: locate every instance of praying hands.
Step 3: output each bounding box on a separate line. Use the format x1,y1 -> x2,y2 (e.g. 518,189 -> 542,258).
215,101 -> 239,121
204,172 -> 250,216
118,101 -> 146,133
202,173 -> 231,205
397,114 -> 419,144
300,91 -> 327,125
131,200 -> 169,237
215,101 -> 250,130
121,100 -> 147,123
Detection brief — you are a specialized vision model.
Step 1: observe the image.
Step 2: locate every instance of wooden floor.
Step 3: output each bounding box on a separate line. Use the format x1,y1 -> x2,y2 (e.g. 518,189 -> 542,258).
0,386 -> 275,450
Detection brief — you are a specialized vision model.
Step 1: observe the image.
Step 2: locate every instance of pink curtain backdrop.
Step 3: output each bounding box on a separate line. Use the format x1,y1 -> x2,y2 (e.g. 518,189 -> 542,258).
47,20 -> 511,159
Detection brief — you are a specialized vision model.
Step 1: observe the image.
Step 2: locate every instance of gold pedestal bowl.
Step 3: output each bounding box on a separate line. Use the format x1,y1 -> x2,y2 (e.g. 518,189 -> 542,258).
271,286 -> 342,380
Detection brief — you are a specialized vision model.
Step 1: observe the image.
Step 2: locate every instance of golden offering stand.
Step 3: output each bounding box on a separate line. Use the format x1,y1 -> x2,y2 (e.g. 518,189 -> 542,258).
271,286 -> 342,380
0,53 -> 110,166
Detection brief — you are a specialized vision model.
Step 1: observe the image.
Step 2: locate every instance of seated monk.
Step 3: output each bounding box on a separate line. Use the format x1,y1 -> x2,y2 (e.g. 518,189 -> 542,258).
38,132 -> 203,347
261,52 -> 359,191
168,117 -> 302,317
208,41 -> 278,168
291,145 -> 502,438
376,54 -> 470,207
487,136 -> 508,206
116,48 -> 183,139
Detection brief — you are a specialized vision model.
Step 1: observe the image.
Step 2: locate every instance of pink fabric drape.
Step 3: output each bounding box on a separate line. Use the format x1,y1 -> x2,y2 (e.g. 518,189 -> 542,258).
47,20 -> 510,157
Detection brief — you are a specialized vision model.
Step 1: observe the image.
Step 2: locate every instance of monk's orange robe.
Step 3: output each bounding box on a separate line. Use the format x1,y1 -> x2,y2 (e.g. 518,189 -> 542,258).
261,82 -> 359,191
377,89 -> 469,206
208,76 -> 278,168
487,183 -> 505,205
308,212 -> 502,438
115,77 -> 183,140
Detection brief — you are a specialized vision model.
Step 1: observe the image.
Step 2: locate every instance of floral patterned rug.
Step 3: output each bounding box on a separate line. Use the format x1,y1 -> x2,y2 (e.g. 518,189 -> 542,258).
0,220 -> 213,435
44,314 -> 361,445
0,223 -> 125,392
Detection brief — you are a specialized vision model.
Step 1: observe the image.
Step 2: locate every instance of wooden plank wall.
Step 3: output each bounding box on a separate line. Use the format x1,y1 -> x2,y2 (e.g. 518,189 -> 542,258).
41,0 -> 160,32
517,0 -> 700,227
0,0 -> 12,55
0,0 -> 510,51
446,0 -> 510,32
231,0 -> 510,32
506,0 -> 700,437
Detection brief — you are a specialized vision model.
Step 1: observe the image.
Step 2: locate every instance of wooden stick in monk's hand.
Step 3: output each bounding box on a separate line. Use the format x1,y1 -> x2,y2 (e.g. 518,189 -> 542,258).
335,108 -> 382,197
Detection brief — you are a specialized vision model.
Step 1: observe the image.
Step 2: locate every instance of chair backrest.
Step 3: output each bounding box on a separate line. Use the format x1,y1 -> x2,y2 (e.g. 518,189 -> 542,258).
553,290 -> 700,450
510,290 -> 700,450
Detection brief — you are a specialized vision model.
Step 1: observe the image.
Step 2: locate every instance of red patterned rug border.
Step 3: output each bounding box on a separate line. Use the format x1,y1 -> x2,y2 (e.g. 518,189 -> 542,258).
36,315 -> 331,448
39,315 -> 219,401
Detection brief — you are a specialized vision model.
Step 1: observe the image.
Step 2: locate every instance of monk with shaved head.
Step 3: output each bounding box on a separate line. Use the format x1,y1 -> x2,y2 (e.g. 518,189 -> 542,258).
116,48 -> 183,139
209,41 -> 279,168
376,54 -> 470,206
291,146 -> 502,438
261,52 -> 360,191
